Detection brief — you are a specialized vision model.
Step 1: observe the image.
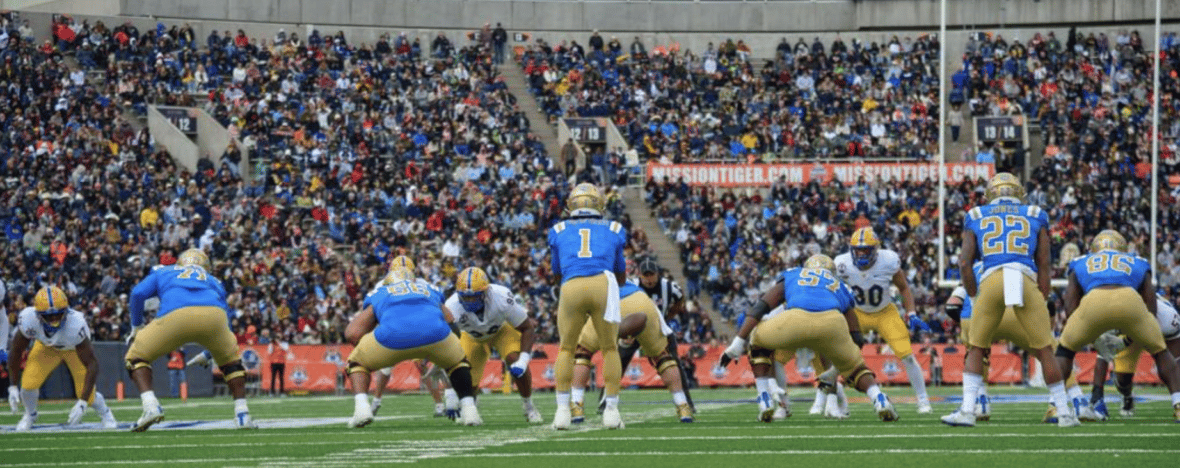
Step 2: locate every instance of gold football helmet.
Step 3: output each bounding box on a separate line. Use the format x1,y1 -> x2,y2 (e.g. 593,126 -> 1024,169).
177,248 -> 211,271
565,183 -> 605,217
804,254 -> 836,274
381,267 -> 413,286
33,286 -> 69,335
985,172 -> 1025,203
456,267 -> 490,312
849,227 -> 881,270
389,255 -> 416,275
1090,230 -> 1128,253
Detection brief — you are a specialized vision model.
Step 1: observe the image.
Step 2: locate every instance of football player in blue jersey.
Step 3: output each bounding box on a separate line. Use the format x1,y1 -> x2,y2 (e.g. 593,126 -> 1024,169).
943,173 -> 1077,427
125,249 -> 255,432
1088,294 -> 1180,418
1056,230 -> 1180,422
547,183 -> 628,430
721,254 -> 899,422
344,267 -> 482,427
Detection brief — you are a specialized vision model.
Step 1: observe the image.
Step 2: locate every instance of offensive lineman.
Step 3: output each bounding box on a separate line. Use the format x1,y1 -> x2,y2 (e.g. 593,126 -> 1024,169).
345,267 -> 482,427
721,254 -> 899,422
126,249 -> 255,431
942,173 -> 1076,427
446,266 -> 543,423
8,286 -> 118,431
1056,230 -> 1180,422
1088,295 -> 1180,418
835,227 -> 932,413
548,183 -> 627,430
570,281 -> 694,423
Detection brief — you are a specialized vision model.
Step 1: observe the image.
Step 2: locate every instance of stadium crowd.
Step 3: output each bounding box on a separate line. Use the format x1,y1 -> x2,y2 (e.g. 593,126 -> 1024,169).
521,32 -> 942,162
0,15 -> 717,349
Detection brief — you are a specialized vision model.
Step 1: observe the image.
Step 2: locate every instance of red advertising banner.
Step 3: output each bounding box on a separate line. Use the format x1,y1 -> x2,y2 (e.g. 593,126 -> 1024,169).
219,343 -> 1151,393
646,163 -> 995,187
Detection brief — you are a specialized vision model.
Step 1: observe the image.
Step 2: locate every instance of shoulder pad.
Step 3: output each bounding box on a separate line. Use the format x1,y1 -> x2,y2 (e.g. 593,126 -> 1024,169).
879,250 -> 902,272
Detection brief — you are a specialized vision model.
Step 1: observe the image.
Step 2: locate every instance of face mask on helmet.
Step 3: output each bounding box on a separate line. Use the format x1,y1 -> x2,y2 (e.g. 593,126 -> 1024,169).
40,308 -> 66,336
459,292 -> 485,314
852,246 -> 877,269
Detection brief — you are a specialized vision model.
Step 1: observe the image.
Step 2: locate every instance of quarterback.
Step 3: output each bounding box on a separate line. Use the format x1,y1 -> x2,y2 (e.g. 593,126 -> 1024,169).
722,254 -> 899,423
835,227 -> 932,413
943,173 -> 1076,427
126,249 -> 255,431
1056,230 -> 1180,422
570,282 -> 694,423
547,183 -> 627,430
7,286 -> 117,431
446,267 -> 542,424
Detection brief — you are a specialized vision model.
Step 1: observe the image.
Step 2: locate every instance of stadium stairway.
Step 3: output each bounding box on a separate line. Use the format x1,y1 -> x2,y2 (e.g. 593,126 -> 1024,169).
61,54 -> 147,133
621,189 -> 737,339
499,63 -> 563,159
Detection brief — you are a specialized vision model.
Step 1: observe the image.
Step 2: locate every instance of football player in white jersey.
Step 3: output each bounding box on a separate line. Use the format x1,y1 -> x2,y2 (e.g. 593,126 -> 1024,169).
834,227 -> 932,413
7,287 -> 117,431
446,267 -> 542,423
369,256 -> 459,418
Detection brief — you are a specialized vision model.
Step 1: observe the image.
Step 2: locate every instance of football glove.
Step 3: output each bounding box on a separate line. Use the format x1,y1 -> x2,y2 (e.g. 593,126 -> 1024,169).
509,352 -> 531,378
1094,332 -> 1128,363
67,399 -> 88,426
126,326 -> 143,346
8,386 -> 19,413
719,337 -> 747,367
186,350 -> 213,368
907,313 -> 931,333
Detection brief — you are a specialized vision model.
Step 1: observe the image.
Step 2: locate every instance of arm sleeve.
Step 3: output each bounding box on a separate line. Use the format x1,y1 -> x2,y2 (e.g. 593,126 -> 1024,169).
129,273 -> 158,327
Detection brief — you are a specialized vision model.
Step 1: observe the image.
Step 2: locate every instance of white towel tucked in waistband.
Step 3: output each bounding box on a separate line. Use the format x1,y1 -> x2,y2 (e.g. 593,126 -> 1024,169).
604,271 -> 621,323
1002,266 -> 1024,307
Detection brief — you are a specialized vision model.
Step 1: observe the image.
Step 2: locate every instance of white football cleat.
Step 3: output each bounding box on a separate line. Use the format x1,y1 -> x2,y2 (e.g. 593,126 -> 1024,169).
940,409 -> 975,427
15,412 -> 37,432
975,395 -> 991,421
100,407 -> 118,430
236,412 -> 258,429
460,400 -> 482,426
1074,398 -> 1100,422
874,393 -> 898,422
133,406 -> 164,433
809,389 -> 825,415
524,401 -> 543,424
371,398 -> 382,416
349,398 -> 374,428
824,394 -> 847,419
917,395 -> 933,414
1057,411 -> 1081,428
773,406 -> 790,420
552,404 -> 572,430
602,406 -> 624,429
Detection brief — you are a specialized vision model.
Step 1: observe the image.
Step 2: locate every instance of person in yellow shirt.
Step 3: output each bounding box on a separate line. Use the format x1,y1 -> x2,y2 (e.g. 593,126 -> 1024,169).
139,205 -> 159,229
897,207 -> 920,228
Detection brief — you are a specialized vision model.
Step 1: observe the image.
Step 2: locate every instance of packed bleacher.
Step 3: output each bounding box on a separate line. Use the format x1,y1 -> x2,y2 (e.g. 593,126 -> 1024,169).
0,15 -> 720,348
521,33 -> 941,162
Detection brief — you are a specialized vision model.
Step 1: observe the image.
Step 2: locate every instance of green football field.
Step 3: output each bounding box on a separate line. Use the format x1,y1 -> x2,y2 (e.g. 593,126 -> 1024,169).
0,386 -> 1177,468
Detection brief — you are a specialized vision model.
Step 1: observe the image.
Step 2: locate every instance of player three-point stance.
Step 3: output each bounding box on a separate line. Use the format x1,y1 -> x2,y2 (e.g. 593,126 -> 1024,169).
570,282 -> 694,423
1088,295 -> 1180,418
942,173 -> 1076,427
548,183 -> 628,430
126,249 -> 255,432
7,287 -> 117,431
345,267 -> 482,427
722,254 -> 899,423
1056,230 -> 1180,422
446,267 -> 543,423
835,227 -> 932,413
369,256 -> 459,419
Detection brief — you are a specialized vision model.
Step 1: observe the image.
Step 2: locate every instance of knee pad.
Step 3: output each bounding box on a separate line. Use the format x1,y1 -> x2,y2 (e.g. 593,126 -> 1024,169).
575,346 -> 593,367
348,362 -> 369,376
125,358 -> 151,373
749,347 -> 774,367
1055,345 -> 1077,360
220,361 -> 247,381
649,351 -> 677,373
848,366 -> 875,388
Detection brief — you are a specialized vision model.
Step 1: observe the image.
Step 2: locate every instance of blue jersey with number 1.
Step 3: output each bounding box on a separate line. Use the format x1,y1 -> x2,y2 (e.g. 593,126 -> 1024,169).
964,200 -> 1048,273
779,268 -> 855,313
548,218 -> 627,283
130,265 -> 228,327
367,279 -> 449,349
1069,252 -> 1151,294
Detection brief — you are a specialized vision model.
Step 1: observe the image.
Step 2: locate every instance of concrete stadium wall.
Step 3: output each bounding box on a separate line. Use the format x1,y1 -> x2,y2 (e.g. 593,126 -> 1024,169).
148,105 -> 201,173
37,342 -> 214,400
